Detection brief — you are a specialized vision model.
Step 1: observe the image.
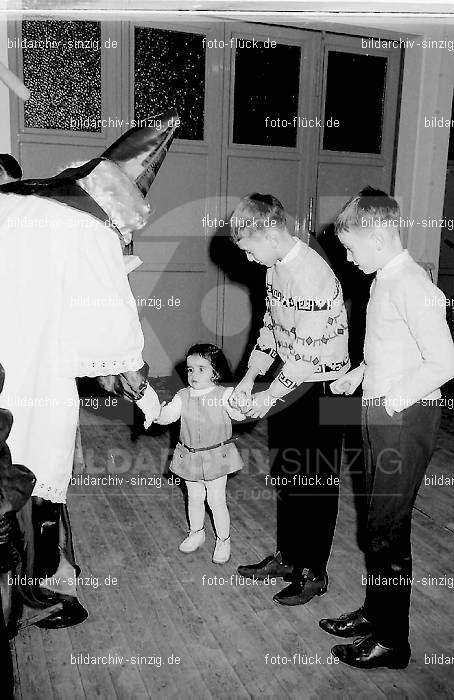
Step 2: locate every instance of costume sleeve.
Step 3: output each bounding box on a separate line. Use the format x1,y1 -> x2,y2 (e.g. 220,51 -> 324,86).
386,277 -> 454,410
247,299 -> 278,375
269,277 -> 347,399
59,209 -> 145,378
222,387 -> 246,421
154,394 -> 183,425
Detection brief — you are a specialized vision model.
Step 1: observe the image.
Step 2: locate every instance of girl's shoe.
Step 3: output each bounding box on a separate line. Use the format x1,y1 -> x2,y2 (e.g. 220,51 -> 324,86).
212,536 -> 230,564
179,528 -> 205,553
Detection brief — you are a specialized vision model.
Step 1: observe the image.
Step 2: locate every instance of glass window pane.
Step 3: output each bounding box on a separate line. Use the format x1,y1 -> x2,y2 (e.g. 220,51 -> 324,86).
323,51 -> 387,153
233,41 -> 301,147
134,27 -> 205,141
22,20 -> 102,132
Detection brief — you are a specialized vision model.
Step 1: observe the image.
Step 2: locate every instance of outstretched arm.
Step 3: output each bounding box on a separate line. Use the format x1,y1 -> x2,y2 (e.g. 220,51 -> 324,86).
96,363 -> 161,426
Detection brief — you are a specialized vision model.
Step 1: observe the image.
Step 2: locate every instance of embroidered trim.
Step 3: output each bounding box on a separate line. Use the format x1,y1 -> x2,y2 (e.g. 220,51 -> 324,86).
32,481 -> 67,503
75,355 -> 144,378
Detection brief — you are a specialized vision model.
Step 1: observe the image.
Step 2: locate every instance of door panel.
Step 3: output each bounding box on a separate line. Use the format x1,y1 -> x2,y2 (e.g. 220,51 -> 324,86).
227,156 -> 301,207
317,161 -> 393,227
315,33 -> 402,229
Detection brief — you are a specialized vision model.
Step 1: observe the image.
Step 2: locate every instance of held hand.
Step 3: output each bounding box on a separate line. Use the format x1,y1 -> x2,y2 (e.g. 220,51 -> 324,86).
244,390 -> 276,419
229,391 -> 253,414
136,384 -> 161,428
230,378 -> 254,413
152,401 -> 168,426
330,366 -> 363,395
330,377 -> 354,395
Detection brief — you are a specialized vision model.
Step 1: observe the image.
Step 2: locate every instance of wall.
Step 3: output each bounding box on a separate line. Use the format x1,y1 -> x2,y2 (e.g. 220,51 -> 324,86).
1,15 -> 453,276
394,25 -> 454,278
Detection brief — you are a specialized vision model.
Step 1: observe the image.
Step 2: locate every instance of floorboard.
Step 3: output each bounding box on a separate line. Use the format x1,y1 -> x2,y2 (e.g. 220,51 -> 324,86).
11,398 -> 454,699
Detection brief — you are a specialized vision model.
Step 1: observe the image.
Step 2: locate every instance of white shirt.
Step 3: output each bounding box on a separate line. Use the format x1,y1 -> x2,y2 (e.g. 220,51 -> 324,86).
363,250 -> 454,409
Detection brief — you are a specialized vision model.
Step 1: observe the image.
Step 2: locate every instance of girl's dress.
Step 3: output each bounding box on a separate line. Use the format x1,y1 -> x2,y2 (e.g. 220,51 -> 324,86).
158,385 -> 244,481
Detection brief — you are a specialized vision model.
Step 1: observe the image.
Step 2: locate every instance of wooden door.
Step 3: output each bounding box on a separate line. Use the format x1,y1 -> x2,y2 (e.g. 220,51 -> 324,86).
215,23 -> 322,373
314,32 -> 402,231
123,19 -> 225,377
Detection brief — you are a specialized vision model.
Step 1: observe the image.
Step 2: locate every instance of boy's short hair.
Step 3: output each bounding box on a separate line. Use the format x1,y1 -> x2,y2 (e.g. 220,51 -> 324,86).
0,154 -> 22,181
334,185 -> 400,235
229,193 -> 287,242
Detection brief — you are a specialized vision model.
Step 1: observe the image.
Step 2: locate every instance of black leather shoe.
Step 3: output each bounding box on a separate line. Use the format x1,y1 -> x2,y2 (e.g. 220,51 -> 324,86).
273,569 -> 328,606
35,597 -> 88,629
238,551 -> 293,580
332,634 -> 411,669
319,608 -> 373,638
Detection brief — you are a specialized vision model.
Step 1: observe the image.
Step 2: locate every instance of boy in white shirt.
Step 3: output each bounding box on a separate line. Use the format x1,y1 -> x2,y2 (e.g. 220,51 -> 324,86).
320,186 -> 454,669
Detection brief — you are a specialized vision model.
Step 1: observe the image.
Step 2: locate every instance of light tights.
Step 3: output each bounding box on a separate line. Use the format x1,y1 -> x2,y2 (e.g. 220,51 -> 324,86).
186,475 -> 230,539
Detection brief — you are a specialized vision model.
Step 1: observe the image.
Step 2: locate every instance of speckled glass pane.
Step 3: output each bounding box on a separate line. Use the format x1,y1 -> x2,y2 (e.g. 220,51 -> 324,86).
233,42 -> 301,147
22,20 -> 101,132
323,51 -> 387,153
134,27 -> 205,141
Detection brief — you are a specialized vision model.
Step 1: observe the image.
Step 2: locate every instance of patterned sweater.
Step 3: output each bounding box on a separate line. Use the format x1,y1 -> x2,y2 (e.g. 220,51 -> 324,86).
248,238 -> 350,397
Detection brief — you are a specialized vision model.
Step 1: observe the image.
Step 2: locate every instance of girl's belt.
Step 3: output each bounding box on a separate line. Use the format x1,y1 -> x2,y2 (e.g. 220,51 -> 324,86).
178,437 -> 236,453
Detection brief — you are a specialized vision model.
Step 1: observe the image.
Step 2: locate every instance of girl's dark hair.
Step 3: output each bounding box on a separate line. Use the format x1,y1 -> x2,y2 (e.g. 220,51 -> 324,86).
186,343 -> 232,384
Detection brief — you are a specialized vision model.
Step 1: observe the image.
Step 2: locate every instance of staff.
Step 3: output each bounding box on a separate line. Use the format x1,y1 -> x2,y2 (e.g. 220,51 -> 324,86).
0,61 -> 30,100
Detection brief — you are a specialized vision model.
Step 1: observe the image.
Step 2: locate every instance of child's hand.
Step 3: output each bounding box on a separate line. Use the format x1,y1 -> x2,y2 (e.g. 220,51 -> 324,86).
229,390 -> 252,414
243,390 -> 276,419
151,401 -> 168,426
230,379 -> 254,413
136,384 -> 161,428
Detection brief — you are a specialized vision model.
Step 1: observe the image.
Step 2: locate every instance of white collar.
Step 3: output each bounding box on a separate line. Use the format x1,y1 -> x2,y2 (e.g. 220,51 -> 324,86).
377,249 -> 409,277
189,385 -> 216,397
277,237 -> 302,265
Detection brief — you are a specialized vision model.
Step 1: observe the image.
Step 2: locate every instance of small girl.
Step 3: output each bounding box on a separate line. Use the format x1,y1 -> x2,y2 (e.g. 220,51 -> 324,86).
154,343 -> 245,564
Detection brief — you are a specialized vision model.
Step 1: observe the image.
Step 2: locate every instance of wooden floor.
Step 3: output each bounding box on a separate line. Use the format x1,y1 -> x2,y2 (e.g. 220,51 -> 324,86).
11,392 -> 454,699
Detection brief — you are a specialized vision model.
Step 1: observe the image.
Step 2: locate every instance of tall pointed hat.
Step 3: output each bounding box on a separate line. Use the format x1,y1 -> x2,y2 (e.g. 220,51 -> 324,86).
0,109 -> 179,228
102,111 -> 179,197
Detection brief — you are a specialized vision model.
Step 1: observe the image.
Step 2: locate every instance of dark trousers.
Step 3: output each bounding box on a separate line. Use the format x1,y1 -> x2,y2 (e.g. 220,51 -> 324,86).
268,382 -> 344,577
361,400 -> 441,647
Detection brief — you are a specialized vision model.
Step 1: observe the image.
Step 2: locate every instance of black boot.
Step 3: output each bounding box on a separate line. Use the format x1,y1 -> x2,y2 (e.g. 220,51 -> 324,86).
16,497 -> 88,628
35,502 -> 88,629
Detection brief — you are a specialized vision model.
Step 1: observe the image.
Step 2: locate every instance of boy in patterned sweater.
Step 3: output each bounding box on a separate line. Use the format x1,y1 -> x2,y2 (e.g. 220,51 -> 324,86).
230,193 -> 350,606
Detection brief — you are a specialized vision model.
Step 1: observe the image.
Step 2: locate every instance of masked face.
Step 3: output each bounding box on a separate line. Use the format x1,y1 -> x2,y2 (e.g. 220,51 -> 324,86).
77,161 -> 151,244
